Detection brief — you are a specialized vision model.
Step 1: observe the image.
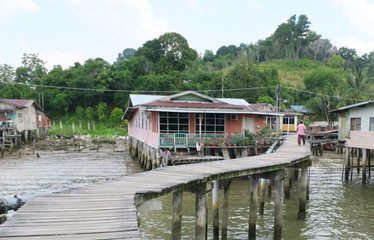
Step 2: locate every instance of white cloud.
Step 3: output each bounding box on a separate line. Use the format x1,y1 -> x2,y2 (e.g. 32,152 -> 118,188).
0,0 -> 37,17
123,0 -> 172,40
38,49 -> 87,70
332,0 -> 374,38
333,36 -> 374,55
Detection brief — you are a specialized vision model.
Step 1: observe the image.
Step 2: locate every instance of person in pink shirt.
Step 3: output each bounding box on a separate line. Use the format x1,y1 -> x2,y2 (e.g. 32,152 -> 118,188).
297,120 -> 307,146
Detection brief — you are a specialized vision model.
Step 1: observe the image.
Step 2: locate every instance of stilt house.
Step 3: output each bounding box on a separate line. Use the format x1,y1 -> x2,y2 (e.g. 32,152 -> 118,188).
123,91 -> 283,151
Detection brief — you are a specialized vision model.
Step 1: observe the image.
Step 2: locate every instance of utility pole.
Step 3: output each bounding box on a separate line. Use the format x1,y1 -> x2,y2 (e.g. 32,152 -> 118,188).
221,75 -> 224,98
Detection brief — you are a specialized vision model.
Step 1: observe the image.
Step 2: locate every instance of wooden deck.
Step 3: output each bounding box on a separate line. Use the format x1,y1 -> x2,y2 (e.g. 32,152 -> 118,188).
0,134 -> 310,239
346,131 -> 374,149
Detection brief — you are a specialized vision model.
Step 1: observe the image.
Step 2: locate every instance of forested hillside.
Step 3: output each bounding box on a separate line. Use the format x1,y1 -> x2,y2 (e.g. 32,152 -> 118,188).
1,14 -> 373,123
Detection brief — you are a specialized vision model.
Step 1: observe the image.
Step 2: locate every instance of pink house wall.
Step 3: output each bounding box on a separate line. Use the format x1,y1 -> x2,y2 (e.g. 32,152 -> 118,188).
128,109 -> 159,147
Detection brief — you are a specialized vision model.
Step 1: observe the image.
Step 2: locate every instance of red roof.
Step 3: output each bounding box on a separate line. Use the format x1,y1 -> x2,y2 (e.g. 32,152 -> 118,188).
0,99 -> 34,108
142,100 -> 248,110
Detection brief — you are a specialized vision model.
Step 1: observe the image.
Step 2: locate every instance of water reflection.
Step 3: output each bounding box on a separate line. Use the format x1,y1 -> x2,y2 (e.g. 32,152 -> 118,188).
139,152 -> 374,239
0,151 -> 142,200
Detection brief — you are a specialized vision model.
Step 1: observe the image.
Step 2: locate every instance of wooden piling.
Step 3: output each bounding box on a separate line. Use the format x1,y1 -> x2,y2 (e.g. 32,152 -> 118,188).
248,175 -> 259,240
222,179 -> 232,240
194,183 -> 211,240
259,178 -> 266,215
274,170 -> 284,240
344,147 -> 350,181
298,165 -> 308,220
362,149 -> 368,184
284,169 -> 290,200
212,180 -> 219,240
172,189 -> 183,240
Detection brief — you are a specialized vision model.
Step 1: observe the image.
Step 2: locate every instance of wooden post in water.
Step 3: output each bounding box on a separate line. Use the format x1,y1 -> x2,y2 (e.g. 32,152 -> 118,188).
193,182 -> 212,240
344,147 -> 350,181
212,180 -> 219,240
259,178 -> 266,215
274,170 -> 284,240
284,169 -> 290,200
362,149 -> 368,184
222,179 -> 232,240
172,189 -> 183,240
298,164 -> 308,220
248,175 -> 259,240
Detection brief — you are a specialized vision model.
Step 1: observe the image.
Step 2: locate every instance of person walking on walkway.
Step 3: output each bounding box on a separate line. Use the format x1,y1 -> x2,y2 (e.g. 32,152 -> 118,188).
297,120 -> 307,146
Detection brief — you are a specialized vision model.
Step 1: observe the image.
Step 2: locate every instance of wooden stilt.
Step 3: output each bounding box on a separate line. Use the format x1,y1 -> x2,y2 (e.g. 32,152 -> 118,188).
298,165 -> 308,220
249,175 -> 259,240
344,147 -> 350,181
284,169 -> 290,200
362,149 -> 368,184
259,179 -> 266,215
274,170 -> 284,240
212,180 -> 219,240
172,189 -> 183,240
221,179 -> 231,240
193,183 -> 212,240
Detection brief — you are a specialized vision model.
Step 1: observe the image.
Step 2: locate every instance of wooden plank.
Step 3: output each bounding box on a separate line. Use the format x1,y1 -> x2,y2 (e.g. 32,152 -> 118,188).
0,134 -> 310,239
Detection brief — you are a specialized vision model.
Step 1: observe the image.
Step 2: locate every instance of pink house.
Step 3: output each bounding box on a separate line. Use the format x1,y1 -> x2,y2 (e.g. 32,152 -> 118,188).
123,91 -> 282,151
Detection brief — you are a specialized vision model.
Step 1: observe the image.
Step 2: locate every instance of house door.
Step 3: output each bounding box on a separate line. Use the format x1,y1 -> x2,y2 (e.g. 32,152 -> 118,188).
244,117 -> 255,132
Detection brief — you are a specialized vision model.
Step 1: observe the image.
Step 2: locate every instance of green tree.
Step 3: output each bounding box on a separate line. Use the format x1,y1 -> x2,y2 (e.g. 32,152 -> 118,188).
257,96 -> 275,105
0,64 -> 16,82
85,107 -> 95,120
97,102 -> 107,121
110,107 -> 124,127
52,93 -> 71,117
76,106 -> 85,119
158,32 -> 198,72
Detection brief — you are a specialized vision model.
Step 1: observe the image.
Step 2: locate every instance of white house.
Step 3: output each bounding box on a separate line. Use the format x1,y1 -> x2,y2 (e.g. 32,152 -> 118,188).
330,100 -> 374,140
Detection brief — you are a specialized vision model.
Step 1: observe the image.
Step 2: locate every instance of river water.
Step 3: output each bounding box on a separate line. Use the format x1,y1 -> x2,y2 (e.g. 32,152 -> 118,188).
1,151 -> 374,239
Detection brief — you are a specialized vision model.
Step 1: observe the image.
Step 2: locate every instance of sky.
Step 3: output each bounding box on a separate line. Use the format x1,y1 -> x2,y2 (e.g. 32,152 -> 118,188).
1,0 -> 374,70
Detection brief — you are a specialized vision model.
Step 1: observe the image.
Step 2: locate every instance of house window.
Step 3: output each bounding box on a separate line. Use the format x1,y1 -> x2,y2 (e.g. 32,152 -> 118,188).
282,116 -> 295,125
370,117 -> 374,131
160,112 -> 189,133
195,113 -> 225,134
18,113 -> 23,123
350,118 -> 361,131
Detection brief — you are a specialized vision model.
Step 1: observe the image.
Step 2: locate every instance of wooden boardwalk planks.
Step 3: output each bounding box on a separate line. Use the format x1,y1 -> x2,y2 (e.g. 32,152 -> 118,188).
0,134 -> 310,239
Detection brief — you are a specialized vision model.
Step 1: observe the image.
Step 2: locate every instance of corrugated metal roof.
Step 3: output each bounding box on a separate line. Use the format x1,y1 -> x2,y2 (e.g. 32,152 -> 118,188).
329,100 -> 374,112
289,105 -> 311,113
129,94 -> 165,107
142,101 -> 246,109
218,98 -> 249,106
0,99 -> 34,108
145,107 -> 284,116
130,94 -> 251,107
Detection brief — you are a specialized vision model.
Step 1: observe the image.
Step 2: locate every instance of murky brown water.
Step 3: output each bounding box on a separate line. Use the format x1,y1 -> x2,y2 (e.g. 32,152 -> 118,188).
2,150 -> 374,239
138,152 -> 374,240
0,151 -> 142,200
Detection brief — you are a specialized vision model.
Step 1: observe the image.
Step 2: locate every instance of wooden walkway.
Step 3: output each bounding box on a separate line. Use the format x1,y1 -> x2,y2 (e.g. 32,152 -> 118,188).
0,134 -> 310,239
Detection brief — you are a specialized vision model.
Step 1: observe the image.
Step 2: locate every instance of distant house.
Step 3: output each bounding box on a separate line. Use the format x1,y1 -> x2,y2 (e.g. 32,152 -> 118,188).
0,99 -> 50,137
330,100 -> 374,140
123,91 -> 283,150
289,105 -> 314,120
309,121 -> 338,133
